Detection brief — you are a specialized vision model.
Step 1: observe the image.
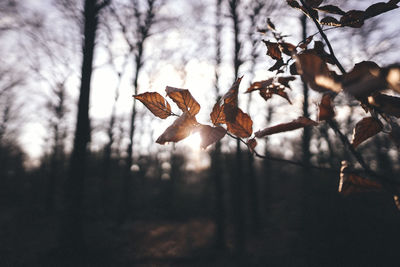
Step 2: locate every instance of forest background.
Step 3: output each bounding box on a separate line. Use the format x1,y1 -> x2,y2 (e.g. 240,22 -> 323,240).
1,0 -> 400,266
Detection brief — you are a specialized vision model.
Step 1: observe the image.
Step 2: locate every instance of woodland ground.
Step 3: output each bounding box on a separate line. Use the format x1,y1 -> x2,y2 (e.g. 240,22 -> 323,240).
1,168 -> 399,267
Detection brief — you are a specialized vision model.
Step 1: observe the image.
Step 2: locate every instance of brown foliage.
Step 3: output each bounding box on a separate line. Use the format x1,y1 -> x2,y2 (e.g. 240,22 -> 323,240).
255,117 -> 318,137
134,92 -> 172,119
351,117 -> 383,148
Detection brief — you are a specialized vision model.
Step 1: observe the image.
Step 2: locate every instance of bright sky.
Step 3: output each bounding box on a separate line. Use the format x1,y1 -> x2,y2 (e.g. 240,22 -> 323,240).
7,0 -> 400,168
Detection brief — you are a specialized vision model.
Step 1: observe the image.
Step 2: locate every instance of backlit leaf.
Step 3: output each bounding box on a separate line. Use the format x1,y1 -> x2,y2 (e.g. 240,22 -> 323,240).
369,94 -> 400,118
255,116 -> 318,137
315,5 -> 346,15
384,65 -> 400,93
320,16 -> 341,26
394,195 -> 400,211
340,10 -> 365,28
299,36 -> 313,49
210,102 -> 226,125
296,51 -> 341,93
351,117 -> 382,148
263,40 -> 282,60
247,138 -> 257,153
305,0 -> 322,7
280,42 -> 296,56
259,85 -> 292,104
165,86 -> 200,116
156,112 -> 197,144
365,2 -> 398,19
269,59 -> 285,72
342,61 -> 385,98
267,18 -> 275,31
222,77 -> 242,123
246,78 -> 274,93
226,108 -> 253,138
339,161 -> 382,196
195,124 -> 226,149
277,76 -> 296,88
134,92 -> 172,119
318,94 -> 335,121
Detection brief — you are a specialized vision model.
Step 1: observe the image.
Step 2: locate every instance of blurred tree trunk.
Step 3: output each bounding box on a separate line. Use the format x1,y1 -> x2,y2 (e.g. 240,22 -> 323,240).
229,0 -> 245,257
301,15 -> 311,167
62,0 -> 107,253
211,0 -> 225,251
117,0 -> 156,224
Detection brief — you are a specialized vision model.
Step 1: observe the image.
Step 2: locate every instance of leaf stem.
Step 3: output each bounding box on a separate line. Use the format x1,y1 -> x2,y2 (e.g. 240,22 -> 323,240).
299,0 -> 346,74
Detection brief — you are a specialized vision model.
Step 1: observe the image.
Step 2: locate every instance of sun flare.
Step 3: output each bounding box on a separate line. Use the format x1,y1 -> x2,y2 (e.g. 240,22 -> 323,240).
182,132 -> 202,152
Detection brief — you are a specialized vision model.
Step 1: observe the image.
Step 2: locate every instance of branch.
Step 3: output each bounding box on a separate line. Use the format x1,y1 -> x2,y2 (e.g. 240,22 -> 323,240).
299,0 -> 346,74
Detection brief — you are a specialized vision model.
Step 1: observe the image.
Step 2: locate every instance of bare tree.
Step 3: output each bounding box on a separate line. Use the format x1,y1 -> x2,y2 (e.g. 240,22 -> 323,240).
61,0 -> 110,254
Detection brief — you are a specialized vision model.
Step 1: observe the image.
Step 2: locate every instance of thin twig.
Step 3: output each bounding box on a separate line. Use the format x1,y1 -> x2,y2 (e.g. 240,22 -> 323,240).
299,0 -> 346,74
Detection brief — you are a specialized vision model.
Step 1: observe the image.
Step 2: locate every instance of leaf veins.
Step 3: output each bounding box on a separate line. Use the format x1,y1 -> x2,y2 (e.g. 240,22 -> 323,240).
134,92 -> 172,119
156,112 -> 197,144
351,117 -> 382,148
165,86 -> 200,116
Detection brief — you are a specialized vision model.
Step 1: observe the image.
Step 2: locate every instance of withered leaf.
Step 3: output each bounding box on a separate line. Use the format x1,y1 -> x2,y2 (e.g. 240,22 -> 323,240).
195,124 -> 226,149
296,51 -> 341,93
210,102 -> 226,125
247,138 -> 257,153
289,62 -> 298,75
156,112 -> 197,144
318,94 -> 335,121
255,116 -> 318,137
134,92 -> 172,119
351,117 -> 382,148
280,42 -> 296,56
315,5 -> 346,15
340,10 -> 365,28
339,161 -> 382,196
165,86 -> 200,116
267,18 -> 275,31
246,78 -> 274,93
299,36 -> 313,49
384,64 -> 400,93
365,2 -> 398,19
269,59 -> 285,72
286,0 -> 300,9
342,61 -> 384,98
300,6 -> 319,20
226,108 -> 253,138
263,40 -> 282,60
305,0 -> 323,8
222,77 -> 242,123
259,85 -> 292,104
320,16 -> 341,26
369,94 -> 400,118
222,77 -> 242,106
277,76 -> 296,88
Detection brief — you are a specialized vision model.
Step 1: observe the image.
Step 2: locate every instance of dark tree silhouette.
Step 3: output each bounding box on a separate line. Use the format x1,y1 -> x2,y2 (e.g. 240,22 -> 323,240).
61,0 -> 110,254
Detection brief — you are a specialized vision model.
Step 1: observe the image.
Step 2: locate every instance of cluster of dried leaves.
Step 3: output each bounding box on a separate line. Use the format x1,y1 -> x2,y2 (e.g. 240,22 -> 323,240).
134,1 -> 400,208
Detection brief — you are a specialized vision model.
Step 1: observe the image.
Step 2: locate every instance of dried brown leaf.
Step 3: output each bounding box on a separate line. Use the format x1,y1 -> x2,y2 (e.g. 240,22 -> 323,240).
263,40 -> 282,60
320,16 -> 341,26
296,51 -> 341,93
315,5 -> 346,15
267,18 -> 275,31
299,36 -> 313,49
255,116 -> 318,137
351,117 -> 382,148
365,2 -> 398,19
342,61 -> 385,98
340,10 -> 365,28
369,94 -> 400,118
339,161 -> 382,195
305,0 -> 322,7
247,138 -> 257,153
269,59 -> 285,72
134,92 -> 172,119
246,78 -> 274,93
156,112 -> 197,144
226,108 -> 253,138
196,124 -> 226,149
210,102 -> 226,125
318,94 -> 335,121
165,86 -> 200,116
384,65 -> 400,93
280,42 -> 296,56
